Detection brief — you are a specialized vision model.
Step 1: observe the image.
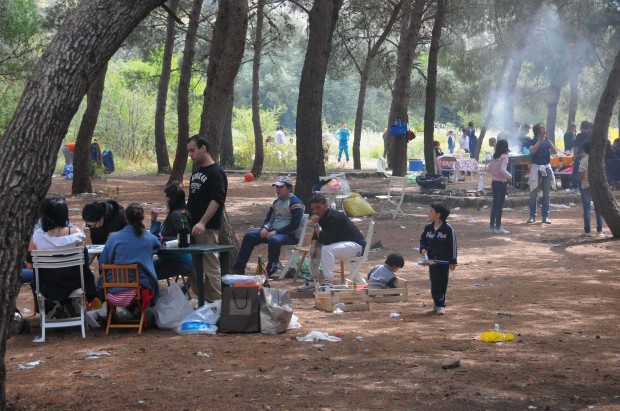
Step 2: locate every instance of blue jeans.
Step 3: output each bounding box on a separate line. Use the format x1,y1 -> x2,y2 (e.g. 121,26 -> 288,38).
490,181 -> 508,229
231,229 -> 297,273
338,144 -> 349,162
571,156 -> 581,190
21,269 -> 34,284
529,172 -> 551,219
580,187 -> 603,233
429,264 -> 449,308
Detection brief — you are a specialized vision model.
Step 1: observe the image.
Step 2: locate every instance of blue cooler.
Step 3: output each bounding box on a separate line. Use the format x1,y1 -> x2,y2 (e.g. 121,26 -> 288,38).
408,159 -> 424,171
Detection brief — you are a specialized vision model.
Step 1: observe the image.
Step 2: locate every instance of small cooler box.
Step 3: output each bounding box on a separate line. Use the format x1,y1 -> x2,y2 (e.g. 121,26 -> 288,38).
408,159 -> 424,172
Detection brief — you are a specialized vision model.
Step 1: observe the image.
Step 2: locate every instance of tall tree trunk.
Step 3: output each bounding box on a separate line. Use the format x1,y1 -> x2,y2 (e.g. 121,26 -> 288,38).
0,0 -> 164,406
567,56 -> 579,130
294,0 -> 343,204
545,80 -> 562,143
198,0 -> 248,162
220,93 -> 235,168
72,62 -> 108,194
250,0 -> 266,178
199,0 -> 248,251
168,0 -> 204,185
154,0 -> 179,174
423,0 -> 446,175
386,0 -> 426,176
352,0 -> 405,170
590,48 -> 620,237
502,0 -> 544,129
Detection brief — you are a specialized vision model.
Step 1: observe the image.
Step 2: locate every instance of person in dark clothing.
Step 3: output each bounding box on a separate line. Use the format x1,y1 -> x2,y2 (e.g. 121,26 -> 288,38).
419,202 -> 457,316
570,121 -> 592,193
297,194 -> 366,292
82,200 -> 126,245
563,122 -> 577,152
467,121 -> 477,156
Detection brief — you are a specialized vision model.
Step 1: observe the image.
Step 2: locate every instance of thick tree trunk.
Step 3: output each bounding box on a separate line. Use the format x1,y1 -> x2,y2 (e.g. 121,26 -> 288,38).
590,48 -> 620,237
502,0 -> 543,129
386,0 -> 426,176
72,62 -> 108,194
545,80 -> 562,143
199,0 -> 248,162
352,0 -> 405,170
0,0 -> 164,406
168,0 -> 204,185
294,0 -> 343,204
250,0 -> 266,178
221,93 -> 235,168
423,0 -> 446,175
154,0 -> 178,174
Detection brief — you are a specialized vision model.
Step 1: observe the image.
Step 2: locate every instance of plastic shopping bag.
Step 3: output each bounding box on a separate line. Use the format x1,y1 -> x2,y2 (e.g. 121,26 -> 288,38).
176,300 -> 221,335
260,288 -> 293,334
154,283 -> 193,330
343,192 -> 376,217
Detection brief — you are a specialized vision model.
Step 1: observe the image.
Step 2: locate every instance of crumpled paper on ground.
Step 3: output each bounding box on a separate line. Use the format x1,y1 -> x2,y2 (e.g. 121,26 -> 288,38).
296,331 -> 341,342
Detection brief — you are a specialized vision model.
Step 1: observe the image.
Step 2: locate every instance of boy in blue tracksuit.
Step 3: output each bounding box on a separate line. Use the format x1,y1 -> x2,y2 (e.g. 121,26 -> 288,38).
335,122 -> 350,162
419,202 -> 457,315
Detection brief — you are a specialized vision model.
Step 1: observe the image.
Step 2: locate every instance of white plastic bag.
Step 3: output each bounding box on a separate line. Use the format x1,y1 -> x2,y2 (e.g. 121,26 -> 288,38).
177,300 -> 221,335
154,283 -> 193,330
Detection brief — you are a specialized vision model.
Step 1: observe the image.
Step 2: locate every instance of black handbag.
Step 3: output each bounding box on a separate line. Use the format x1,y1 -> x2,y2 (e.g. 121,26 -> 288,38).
219,286 -> 260,333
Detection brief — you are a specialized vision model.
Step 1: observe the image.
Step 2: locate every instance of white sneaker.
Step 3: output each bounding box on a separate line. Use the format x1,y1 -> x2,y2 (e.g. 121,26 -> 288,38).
436,307 -> 445,316
489,227 -> 496,233
297,280 -> 315,292
578,232 -> 591,238
494,228 -> 510,234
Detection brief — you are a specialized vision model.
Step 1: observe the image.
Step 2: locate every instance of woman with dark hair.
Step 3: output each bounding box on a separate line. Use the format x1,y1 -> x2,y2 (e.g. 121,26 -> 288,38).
27,195 -> 98,317
487,139 -> 512,234
81,199 -> 126,244
150,185 -> 193,280
99,203 -> 161,306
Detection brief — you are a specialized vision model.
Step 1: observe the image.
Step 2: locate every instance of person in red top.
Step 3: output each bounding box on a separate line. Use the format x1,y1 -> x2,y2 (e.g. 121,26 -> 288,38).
61,142 -> 75,165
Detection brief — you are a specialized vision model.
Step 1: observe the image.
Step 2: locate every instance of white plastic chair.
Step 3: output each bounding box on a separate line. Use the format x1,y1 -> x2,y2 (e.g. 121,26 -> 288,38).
279,214 -> 312,280
375,176 -> 406,219
337,220 -> 375,286
32,247 -> 87,342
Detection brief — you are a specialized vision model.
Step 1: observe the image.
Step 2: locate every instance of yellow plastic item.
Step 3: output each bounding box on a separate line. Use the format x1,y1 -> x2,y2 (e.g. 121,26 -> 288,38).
480,331 -> 515,343
343,192 -> 376,217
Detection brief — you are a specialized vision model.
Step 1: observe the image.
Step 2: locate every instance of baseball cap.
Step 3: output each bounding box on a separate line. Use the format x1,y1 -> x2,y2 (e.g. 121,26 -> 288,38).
272,176 -> 293,187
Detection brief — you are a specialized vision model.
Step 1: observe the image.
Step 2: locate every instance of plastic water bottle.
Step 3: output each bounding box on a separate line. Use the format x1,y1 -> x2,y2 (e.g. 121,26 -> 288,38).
494,323 -> 500,332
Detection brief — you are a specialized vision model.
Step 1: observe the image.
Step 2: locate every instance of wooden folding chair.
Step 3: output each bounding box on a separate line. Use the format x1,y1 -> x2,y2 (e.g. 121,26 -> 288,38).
32,247 -> 87,342
101,264 -> 145,335
375,176 -> 406,219
279,214 -> 309,279
337,220 -> 375,286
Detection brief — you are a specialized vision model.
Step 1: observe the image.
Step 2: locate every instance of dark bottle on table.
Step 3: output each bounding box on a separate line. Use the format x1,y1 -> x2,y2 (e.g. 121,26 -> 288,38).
178,211 -> 190,248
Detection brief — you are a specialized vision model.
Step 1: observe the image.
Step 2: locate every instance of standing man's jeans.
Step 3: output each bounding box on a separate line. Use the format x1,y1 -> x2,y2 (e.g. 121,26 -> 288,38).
571,156 -> 581,190
310,241 -> 362,285
490,181 -> 508,229
191,229 -> 221,302
338,144 -> 349,162
231,229 -> 297,274
529,172 -> 552,220
580,187 -> 603,234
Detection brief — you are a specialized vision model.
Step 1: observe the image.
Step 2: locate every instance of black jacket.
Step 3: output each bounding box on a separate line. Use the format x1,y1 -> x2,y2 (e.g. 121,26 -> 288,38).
314,208 -> 366,250
90,200 -> 126,245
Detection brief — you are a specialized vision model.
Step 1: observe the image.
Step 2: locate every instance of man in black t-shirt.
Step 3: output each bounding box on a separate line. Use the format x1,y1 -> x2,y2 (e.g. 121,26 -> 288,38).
186,135 -> 228,301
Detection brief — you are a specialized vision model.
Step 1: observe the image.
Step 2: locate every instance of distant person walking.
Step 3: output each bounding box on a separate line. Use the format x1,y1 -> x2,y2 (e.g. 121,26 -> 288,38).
335,122 -> 350,163
275,126 -> 285,145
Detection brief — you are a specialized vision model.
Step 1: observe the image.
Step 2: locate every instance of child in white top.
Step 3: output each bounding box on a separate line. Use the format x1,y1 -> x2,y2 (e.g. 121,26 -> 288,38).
487,139 -> 512,234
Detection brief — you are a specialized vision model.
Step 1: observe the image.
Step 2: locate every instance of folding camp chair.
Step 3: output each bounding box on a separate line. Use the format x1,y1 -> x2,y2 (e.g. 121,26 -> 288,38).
337,220 -> 375,286
32,247 -> 87,342
375,176 -> 406,219
101,264 -> 145,335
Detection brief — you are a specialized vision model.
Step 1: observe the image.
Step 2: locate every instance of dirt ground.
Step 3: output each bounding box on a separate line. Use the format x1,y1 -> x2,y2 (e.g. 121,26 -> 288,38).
6,171 -> 620,410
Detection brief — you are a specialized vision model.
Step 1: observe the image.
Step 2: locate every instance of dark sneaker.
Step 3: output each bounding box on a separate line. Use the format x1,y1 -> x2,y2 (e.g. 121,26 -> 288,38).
267,261 -> 279,276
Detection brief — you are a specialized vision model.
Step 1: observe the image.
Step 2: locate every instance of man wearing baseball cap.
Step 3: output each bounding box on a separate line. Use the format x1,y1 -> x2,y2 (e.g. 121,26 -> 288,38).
231,176 -> 305,276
